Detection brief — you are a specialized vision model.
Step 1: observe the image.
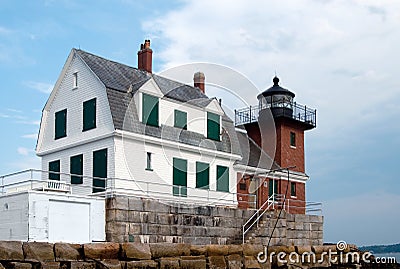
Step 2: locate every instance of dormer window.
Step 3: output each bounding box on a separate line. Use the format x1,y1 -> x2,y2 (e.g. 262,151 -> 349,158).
207,112 -> 220,141
174,110 -> 187,130
142,93 -> 159,127
73,72 -> 78,89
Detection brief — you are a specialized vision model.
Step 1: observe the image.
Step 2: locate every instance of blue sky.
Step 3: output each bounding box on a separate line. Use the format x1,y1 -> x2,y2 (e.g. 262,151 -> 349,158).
1,0 -> 399,246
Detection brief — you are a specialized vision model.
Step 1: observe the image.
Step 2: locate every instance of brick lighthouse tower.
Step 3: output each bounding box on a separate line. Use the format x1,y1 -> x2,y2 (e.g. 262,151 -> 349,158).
235,77 -> 316,214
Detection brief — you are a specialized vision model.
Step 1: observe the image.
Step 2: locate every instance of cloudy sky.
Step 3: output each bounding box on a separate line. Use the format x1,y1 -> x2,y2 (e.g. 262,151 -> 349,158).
1,0 -> 399,246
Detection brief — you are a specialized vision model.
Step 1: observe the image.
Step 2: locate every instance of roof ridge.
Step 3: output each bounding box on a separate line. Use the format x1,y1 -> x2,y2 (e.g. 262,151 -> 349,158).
74,48 -> 144,73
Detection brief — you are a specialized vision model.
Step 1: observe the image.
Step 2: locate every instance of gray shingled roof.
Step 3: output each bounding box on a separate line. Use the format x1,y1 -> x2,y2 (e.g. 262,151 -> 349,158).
235,131 -> 280,170
75,49 -> 241,156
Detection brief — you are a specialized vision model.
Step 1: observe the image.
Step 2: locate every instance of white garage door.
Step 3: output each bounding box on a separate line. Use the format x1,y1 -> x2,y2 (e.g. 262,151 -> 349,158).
48,200 -> 90,243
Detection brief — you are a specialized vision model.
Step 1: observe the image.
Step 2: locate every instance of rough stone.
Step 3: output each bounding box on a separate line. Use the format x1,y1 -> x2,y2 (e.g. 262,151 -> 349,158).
208,256 -> 226,269
70,262 -> 96,269
54,243 -> 83,262
84,243 -> 120,260
125,260 -> 157,269
180,256 -> 206,269
0,241 -> 24,261
190,245 -> 207,256
244,256 -> 261,269
226,254 -> 242,269
149,243 -> 189,259
296,246 -> 312,255
158,257 -> 180,269
243,245 -> 264,257
206,245 -> 229,256
97,259 -> 121,269
228,245 -> 243,255
121,243 -> 151,260
40,262 -> 60,269
23,242 -> 54,262
6,262 -> 32,269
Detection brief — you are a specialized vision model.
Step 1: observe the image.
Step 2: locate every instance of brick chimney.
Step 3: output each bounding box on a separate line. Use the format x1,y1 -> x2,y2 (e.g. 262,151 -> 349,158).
137,39 -> 152,73
193,71 -> 205,94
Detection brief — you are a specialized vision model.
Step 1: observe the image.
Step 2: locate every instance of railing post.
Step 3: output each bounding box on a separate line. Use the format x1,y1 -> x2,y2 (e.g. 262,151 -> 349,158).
234,109 -> 237,126
249,105 -> 252,123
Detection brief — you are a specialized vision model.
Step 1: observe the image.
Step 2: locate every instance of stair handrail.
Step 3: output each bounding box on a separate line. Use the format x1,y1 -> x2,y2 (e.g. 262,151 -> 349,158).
242,193 -> 283,244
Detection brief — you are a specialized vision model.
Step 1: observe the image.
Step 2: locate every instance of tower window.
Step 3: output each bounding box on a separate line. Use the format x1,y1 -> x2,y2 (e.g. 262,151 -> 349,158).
290,132 -> 296,147
291,182 -> 296,197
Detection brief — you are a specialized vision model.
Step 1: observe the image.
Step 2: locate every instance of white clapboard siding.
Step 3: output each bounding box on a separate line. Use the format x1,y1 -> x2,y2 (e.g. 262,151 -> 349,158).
37,51 -> 115,155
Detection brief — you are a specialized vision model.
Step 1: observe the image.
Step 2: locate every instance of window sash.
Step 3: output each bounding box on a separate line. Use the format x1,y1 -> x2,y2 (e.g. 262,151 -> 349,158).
83,98 -> 96,131
142,93 -> 159,127
70,154 -> 83,184
55,109 -> 67,139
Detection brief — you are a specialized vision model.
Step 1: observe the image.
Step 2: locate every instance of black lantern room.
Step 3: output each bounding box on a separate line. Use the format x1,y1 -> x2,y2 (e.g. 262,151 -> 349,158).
257,76 -> 295,118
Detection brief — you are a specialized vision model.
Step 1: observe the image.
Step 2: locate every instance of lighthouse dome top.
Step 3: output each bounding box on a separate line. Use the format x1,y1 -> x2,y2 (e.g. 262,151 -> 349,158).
257,76 -> 295,100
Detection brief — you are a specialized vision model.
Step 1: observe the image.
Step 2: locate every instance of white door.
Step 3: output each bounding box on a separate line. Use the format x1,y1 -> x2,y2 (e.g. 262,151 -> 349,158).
48,200 -> 90,243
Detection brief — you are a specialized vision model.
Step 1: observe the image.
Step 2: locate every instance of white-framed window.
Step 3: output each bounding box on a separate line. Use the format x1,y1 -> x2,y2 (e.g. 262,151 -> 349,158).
146,152 -> 153,171
73,72 -> 78,89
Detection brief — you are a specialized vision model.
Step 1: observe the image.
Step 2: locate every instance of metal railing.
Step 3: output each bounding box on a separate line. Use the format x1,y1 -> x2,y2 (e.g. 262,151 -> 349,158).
0,169 -> 257,208
242,193 -> 282,244
235,101 -> 317,127
242,194 -> 322,243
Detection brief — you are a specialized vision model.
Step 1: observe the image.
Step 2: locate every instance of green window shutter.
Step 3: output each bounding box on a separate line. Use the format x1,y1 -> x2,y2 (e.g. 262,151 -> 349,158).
49,160 -> 60,181
207,112 -> 220,141
83,98 -> 96,131
70,154 -> 83,184
173,158 -> 187,197
196,162 -> 209,189
93,148 -> 107,193
291,182 -> 296,197
216,165 -> 229,192
142,93 -> 159,127
55,109 -> 67,139
174,110 -> 187,129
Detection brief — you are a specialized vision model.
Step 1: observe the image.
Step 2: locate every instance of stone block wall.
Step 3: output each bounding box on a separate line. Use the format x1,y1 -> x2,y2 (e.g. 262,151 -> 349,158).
105,196 -> 323,246
0,241 -> 379,269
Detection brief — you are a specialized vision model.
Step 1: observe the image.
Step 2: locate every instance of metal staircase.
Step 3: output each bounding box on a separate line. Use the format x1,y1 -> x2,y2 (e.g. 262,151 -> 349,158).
241,194 -> 284,244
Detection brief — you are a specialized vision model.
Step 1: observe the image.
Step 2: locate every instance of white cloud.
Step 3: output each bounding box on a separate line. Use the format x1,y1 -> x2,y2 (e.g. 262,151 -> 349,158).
22,133 -> 38,140
17,147 -> 31,156
24,81 -> 53,94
